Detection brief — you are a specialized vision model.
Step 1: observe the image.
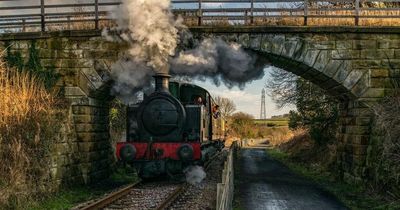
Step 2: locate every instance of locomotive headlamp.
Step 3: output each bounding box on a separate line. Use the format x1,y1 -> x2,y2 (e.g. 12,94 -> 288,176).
177,144 -> 194,161
120,144 -> 136,163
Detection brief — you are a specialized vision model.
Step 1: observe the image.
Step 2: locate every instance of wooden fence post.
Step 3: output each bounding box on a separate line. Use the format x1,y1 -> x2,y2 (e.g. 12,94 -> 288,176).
355,0 -> 360,26
198,0 -> 202,26
40,0 -> 45,32
303,0 -> 308,26
95,0 -> 99,29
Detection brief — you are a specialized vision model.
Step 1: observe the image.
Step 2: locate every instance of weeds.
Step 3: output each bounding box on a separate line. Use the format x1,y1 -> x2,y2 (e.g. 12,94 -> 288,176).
370,90 -> 400,198
268,147 -> 399,209
0,60 -> 61,208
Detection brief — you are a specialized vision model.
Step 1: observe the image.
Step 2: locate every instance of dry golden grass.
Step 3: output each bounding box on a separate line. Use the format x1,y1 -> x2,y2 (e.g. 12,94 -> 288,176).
182,9 -> 400,27
0,65 -> 53,126
8,6 -> 400,33
0,60 -> 59,208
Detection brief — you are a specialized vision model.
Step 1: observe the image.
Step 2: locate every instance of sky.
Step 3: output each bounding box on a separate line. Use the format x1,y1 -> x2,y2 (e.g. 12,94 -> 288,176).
194,66 -> 295,119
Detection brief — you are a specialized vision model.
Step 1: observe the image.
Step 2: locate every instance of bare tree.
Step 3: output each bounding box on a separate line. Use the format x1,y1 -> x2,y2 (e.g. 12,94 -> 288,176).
265,67 -> 299,108
214,96 -> 236,118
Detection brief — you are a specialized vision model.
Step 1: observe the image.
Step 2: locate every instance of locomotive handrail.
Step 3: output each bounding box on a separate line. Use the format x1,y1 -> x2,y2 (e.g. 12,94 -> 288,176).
0,0 -> 399,33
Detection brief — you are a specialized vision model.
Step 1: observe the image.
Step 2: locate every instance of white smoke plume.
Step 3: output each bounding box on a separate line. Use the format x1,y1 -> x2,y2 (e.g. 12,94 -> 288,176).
170,38 -> 266,89
184,165 -> 206,185
104,0 -> 266,101
103,0 -> 184,101
108,0 -> 183,73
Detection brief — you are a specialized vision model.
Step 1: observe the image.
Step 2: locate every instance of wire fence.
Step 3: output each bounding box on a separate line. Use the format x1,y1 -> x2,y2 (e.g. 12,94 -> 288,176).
0,0 -> 399,33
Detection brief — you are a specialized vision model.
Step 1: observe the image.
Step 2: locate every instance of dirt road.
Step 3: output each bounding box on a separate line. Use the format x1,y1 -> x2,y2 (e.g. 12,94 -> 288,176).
234,148 -> 348,210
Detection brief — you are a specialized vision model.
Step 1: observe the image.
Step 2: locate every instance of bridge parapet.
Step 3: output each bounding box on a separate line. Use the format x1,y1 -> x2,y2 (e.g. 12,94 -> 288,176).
0,0 -> 399,33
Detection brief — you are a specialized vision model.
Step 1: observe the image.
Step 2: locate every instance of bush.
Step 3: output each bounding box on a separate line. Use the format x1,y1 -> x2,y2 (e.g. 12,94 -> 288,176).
109,99 -> 127,143
287,80 -> 339,145
0,61 -> 60,208
371,90 -> 400,196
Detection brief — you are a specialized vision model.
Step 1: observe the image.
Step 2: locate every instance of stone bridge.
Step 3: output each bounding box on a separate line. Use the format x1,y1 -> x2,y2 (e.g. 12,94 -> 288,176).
1,27 -> 399,185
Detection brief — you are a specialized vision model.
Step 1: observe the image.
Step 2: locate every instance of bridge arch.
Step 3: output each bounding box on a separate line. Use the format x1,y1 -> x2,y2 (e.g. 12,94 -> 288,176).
209,33 -> 373,101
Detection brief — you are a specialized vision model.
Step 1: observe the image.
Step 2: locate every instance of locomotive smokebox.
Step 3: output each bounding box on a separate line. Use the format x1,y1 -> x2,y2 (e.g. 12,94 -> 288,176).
154,73 -> 170,93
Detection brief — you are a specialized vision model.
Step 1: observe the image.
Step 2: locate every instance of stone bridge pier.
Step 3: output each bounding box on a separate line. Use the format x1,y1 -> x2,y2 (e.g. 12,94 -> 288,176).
0,31 -> 127,185
0,28 -> 399,184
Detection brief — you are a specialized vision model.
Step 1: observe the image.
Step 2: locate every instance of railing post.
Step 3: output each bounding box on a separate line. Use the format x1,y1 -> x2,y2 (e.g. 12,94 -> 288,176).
355,0 -> 360,26
198,0 -> 202,26
303,0 -> 308,26
22,19 -> 26,32
95,0 -> 99,30
250,0 -> 254,25
40,0 -> 45,32
67,16 -> 71,30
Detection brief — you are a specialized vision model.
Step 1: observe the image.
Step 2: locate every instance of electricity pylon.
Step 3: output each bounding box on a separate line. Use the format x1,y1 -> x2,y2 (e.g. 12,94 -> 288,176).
260,88 -> 266,119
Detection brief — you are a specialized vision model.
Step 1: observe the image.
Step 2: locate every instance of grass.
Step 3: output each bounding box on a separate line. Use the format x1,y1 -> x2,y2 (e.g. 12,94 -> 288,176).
0,60 -> 60,208
28,166 -> 139,210
182,8 -> 400,27
253,119 -> 289,127
30,188 -> 106,210
5,5 -> 400,33
267,148 -> 400,210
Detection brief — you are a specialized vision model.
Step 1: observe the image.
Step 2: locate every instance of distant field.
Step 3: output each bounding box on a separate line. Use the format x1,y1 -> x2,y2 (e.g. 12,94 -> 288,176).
253,119 -> 289,127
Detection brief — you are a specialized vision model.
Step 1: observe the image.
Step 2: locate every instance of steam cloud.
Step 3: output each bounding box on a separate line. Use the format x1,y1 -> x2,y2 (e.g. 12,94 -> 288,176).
171,38 -> 266,89
110,0 -> 182,72
104,0 -> 183,101
104,0 -> 267,100
184,165 -> 206,185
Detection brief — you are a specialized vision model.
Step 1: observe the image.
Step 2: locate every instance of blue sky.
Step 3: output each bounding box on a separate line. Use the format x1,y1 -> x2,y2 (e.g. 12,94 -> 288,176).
194,66 -> 295,118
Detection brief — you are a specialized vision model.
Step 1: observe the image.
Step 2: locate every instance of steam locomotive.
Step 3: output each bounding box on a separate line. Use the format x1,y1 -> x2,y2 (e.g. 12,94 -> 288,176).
116,74 -> 226,178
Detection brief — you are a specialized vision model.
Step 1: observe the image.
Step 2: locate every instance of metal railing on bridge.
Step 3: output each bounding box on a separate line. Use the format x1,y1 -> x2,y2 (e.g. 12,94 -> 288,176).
0,0 -> 399,33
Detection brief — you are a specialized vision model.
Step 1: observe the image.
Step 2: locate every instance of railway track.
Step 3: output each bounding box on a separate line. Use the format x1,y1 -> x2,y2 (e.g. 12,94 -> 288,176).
80,150 -> 224,210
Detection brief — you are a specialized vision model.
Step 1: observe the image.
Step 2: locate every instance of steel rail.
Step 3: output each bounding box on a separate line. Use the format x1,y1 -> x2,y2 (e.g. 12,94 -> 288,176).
154,150 -> 224,210
80,180 -> 141,210
154,183 -> 188,210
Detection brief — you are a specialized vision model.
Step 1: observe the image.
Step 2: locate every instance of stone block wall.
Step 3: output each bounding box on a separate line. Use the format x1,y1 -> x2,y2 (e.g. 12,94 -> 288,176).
336,99 -> 374,183
0,32 -> 125,186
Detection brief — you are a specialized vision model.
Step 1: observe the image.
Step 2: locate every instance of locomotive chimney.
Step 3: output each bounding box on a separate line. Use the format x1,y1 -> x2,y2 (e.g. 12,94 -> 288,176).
154,73 -> 170,93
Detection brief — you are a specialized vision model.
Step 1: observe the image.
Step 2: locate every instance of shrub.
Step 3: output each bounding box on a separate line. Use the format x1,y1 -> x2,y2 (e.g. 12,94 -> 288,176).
0,61 -> 60,208
371,90 -> 400,196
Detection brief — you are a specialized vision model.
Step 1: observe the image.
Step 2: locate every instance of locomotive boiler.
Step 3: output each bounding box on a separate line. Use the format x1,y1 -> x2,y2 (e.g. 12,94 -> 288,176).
116,73 -> 225,178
